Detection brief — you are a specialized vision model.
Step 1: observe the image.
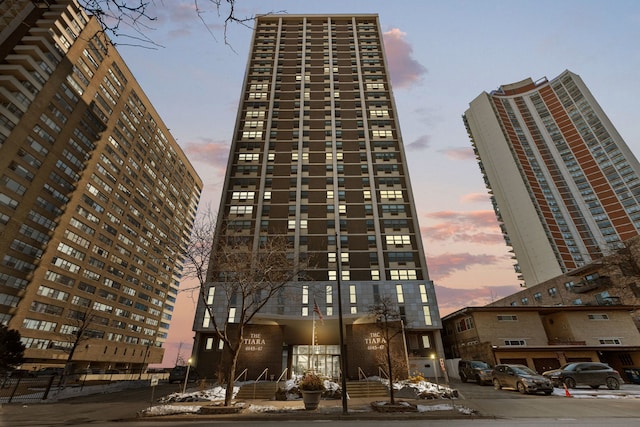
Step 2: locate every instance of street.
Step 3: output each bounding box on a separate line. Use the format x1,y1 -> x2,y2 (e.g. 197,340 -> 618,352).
1,380 -> 640,426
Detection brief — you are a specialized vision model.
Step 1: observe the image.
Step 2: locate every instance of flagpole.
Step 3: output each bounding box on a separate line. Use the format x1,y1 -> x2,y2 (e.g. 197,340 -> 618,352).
311,307 -> 316,372
336,233 -> 348,414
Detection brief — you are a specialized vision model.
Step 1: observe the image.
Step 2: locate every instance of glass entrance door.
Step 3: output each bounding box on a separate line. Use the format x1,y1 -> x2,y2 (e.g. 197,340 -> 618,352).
292,345 -> 340,378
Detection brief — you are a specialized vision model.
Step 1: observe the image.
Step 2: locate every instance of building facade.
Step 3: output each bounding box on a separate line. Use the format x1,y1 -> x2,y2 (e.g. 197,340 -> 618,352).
442,305 -> 640,379
487,234 -> 640,331
192,14 -> 442,381
0,0 -> 202,372
464,70 -> 640,286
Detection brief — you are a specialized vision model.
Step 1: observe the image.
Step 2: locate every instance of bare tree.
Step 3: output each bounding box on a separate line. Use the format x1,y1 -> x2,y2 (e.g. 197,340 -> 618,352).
180,209 -> 307,406
368,296 -> 405,405
58,308 -> 99,381
75,1 -> 282,48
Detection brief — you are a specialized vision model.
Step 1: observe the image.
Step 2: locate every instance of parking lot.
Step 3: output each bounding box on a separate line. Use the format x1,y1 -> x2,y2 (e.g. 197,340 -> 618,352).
450,377 -> 640,399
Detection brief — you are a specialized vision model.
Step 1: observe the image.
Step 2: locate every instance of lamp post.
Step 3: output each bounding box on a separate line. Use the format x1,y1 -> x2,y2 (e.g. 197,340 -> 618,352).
431,353 -> 439,387
182,357 -> 192,394
336,233 -> 348,414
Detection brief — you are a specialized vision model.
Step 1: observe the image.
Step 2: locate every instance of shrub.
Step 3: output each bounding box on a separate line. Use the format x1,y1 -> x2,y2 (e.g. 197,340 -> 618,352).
299,372 -> 325,391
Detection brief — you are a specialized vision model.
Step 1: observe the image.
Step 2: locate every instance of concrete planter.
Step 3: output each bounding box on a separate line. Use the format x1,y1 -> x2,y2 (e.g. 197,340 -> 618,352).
301,390 -> 322,410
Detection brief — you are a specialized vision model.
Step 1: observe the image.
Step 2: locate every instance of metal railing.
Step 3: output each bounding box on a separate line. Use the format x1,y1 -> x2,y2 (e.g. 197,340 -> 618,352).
250,368 -> 270,400
234,368 -> 248,383
275,368 -> 288,392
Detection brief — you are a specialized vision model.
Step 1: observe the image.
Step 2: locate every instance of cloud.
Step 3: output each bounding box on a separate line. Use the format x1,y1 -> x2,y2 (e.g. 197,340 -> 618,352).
406,135 -> 431,150
183,138 -> 230,167
426,252 -> 502,279
422,210 -> 503,244
434,283 -> 522,316
382,28 -> 427,89
460,192 -> 490,204
439,147 -> 475,160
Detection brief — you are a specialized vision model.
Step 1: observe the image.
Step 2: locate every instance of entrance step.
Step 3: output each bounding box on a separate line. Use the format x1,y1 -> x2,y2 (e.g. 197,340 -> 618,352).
235,379 -> 389,400
345,380 -> 389,398
235,381 -> 282,400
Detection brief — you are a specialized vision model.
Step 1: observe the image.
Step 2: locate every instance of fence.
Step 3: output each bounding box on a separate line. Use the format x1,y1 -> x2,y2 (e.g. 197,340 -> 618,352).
0,371 -> 169,403
0,375 -> 57,403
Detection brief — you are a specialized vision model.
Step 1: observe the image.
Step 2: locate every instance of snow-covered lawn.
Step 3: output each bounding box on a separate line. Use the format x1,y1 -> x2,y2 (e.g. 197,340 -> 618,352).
139,378 -> 466,417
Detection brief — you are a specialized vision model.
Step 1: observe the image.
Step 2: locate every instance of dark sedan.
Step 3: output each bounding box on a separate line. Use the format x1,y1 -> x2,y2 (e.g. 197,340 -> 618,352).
543,362 -> 623,390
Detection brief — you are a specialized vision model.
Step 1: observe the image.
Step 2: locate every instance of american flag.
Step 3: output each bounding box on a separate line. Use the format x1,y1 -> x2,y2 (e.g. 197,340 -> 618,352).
313,299 -> 323,321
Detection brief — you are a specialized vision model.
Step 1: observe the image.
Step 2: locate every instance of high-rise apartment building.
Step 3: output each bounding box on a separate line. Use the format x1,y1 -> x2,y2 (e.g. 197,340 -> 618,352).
464,70 -> 640,286
192,14 -> 442,380
0,0 -> 202,372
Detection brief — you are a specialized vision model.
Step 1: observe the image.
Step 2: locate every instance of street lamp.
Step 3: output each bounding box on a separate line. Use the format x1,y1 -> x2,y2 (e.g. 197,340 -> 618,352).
431,353 -> 439,387
182,357 -> 192,394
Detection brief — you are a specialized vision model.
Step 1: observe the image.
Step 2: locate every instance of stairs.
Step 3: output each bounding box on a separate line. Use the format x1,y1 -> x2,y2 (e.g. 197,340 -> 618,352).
235,379 -> 389,400
235,381 -> 282,400
345,380 -> 389,398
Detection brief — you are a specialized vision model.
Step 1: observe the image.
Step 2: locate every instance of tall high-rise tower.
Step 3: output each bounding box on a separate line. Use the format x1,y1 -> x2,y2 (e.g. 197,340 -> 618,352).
192,14 -> 441,379
0,0 -> 202,371
464,70 -> 640,286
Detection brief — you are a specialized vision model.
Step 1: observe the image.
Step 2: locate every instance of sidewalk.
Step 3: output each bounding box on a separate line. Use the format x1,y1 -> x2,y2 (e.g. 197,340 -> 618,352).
141,396 -> 477,421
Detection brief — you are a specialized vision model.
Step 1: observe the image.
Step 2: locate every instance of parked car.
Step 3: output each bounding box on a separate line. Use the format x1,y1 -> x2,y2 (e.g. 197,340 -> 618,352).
492,364 -> 553,395
36,367 -> 64,377
543,362 -> 622,390
6,369 -> 36,378
168,365 -> 199,384
458,360 -> 492,385
623,368 -> 640,384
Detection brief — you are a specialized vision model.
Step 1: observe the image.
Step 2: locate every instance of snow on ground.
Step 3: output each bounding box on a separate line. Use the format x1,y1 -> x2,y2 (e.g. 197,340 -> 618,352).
138,379 -> 640,417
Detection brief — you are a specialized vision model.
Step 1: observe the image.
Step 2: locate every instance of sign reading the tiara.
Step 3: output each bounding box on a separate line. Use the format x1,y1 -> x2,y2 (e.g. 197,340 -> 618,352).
243,333 -> 266,352
365,331 -> 386,351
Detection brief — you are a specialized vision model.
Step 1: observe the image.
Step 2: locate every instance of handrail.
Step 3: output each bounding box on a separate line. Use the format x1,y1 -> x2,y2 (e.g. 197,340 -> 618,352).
255,367 -> 269,382
234,368 -> 248,383
276,367 -> 288,382
358,367 -> 367,381
357,367 -> 370,397
252,368 -> 269,400
275,367 -> 288,391
378,366 -> 389,380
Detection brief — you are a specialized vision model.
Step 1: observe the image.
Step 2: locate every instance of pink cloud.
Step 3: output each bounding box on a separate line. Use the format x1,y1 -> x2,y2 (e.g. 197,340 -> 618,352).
440,147 -> 476,160
382,28 -> 427,89
183,138 -> 230,167
460,192 -> 490,204
421,210 -> 503,245
426,252 -> 502,279
434,284 -> 522,316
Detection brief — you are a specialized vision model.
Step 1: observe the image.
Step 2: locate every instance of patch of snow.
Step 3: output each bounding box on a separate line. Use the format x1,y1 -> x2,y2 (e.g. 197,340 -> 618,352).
141,404 -> 202,416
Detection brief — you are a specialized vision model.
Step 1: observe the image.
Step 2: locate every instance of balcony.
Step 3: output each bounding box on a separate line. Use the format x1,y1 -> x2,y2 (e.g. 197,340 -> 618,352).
571,276 -> 612,294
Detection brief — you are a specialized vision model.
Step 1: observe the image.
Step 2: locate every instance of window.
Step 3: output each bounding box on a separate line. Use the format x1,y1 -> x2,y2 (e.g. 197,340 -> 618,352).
390,269 -> 417,280
422,306 -> 432,325
599,338 -> 621,345
533,292 -> 542,301
380,190 -> 403,199
242,131 -> 262,139
588,314 -> 609,320
232,191 -> 255,200
456,317 -> 474,332
503,339 -> 526,346
497,315 -> 518,321
205,337 -> 215,350
419,284 -> 429,303
395,284 -> 404,303
548,287 -> 558,297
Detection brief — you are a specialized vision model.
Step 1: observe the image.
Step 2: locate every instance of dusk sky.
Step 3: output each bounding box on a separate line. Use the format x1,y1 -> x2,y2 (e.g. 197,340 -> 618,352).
111,0 -> 640,366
